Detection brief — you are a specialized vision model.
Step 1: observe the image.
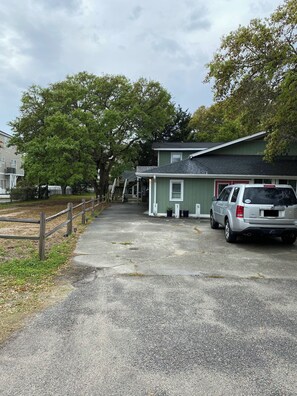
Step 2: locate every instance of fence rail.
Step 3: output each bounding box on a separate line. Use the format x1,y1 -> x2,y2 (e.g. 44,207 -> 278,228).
0,198 -> 101,260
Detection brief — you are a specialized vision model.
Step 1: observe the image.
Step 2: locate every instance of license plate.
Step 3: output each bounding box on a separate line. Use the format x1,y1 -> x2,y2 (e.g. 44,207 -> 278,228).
264,210 -> 278,217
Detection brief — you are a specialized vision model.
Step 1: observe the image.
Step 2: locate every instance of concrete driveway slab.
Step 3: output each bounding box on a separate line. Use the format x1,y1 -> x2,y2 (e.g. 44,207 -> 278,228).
74,203 -> 297,280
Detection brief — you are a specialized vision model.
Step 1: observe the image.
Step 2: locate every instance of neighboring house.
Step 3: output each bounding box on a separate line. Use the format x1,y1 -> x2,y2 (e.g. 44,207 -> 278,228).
136,132 -> 297,218
0,130 -> 24,195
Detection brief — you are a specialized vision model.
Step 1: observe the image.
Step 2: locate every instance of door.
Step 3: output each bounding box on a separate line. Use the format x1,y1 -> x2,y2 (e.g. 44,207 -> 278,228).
214,187 -> 232,224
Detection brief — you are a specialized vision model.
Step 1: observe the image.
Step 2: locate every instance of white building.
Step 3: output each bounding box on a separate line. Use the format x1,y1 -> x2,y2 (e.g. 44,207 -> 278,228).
0,130 -> 24,195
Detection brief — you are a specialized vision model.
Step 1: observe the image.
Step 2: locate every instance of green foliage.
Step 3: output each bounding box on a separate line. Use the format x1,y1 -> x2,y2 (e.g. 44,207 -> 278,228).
137,105 -> 193,166
0,240 -> 72,285
189,102 -> 253,142
160,105 -> 193,142
205,0 -> 297,158
10,181 -> 38,201
9,72 -> 175,197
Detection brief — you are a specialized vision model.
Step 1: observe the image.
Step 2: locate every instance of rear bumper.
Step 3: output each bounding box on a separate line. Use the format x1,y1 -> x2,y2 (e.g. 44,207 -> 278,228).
235,227 -> 297,237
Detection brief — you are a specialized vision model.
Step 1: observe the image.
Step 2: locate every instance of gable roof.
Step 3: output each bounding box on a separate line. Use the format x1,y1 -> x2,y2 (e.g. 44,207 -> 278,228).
152,142 -> 221,151
136,155 -> 297,178
189,131 -> 267,158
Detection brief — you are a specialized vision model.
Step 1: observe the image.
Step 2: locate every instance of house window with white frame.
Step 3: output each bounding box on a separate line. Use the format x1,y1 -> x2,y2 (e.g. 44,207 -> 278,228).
170,180 -> 184,201
171,152 -> 182,163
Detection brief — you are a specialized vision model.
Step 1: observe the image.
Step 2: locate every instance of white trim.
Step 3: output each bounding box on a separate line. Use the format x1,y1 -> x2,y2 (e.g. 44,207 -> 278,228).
189,131 -> 267,159
151,212 -> 210,218
153,176 -> 157,214
136,172 -> 297,180
153,148 -> 206,152
149,178 -> 152,216
169,179 -> 184,201
0,130 -> 12,139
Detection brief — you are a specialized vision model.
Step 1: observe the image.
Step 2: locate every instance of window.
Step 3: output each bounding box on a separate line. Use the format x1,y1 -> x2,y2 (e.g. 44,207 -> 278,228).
170,180 -> 184,201
171,152 -> 182,163
231,187 -> 240,203
218,187 -> 232,202
254,179 -> 272,184
243,187 -> 297,206
277,180 -> 296,191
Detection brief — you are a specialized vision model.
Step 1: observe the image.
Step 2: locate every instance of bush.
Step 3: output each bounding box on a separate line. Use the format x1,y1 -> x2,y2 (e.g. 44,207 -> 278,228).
10,185 -> 38,201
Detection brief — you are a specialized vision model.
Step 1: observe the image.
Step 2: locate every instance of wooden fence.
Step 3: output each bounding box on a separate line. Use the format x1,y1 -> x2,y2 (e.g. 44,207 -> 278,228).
0,198 -> 100,260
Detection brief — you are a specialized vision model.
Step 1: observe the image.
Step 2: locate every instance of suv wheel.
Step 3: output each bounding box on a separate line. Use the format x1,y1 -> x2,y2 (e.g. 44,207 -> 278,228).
210,211 -> 219,229
225,218 -> 237,243
281,233 -> 296,245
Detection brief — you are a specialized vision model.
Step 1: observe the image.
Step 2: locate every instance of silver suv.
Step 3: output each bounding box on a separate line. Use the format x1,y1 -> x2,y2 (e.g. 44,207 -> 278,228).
210,184 -> 297,244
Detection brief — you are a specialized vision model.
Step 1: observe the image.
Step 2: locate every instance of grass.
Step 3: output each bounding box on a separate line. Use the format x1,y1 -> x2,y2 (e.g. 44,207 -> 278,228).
0,240 -> 73,284
0,195 -> 107,343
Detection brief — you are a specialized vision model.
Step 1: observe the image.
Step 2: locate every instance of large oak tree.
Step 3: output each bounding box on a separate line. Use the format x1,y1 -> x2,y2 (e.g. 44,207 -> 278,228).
10,72 -> 175,197
204,0 -> 297,159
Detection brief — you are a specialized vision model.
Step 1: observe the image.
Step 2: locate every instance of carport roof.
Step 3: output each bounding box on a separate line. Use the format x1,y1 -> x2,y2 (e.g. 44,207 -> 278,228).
136,155 -> 297,178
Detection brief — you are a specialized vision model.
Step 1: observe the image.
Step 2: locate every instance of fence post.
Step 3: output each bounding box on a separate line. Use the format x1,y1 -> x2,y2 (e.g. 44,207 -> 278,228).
82,199 -> 86,224
39,212 -> 46,261
67,203 -> 73,236
91,198 -> 95,216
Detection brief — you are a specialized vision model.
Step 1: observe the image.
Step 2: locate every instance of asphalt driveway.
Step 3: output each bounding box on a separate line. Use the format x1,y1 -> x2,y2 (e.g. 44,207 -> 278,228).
1,202 -> 297,395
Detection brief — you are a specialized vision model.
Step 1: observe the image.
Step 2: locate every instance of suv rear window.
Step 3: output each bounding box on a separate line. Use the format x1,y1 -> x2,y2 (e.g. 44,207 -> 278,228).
243,187 -> 297,206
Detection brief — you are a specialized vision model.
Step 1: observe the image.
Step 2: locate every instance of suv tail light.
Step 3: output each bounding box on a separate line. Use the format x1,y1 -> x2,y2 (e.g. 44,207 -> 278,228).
236,205 -> 244,218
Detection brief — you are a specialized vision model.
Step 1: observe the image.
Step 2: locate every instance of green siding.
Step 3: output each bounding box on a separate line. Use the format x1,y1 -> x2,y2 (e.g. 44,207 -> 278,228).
158,151 -> 197,166
156,178 -> 170,210
215,139 -> 297,156
155,177 -> 214,215
183,179 -> 214,214
215,140 -> 265,155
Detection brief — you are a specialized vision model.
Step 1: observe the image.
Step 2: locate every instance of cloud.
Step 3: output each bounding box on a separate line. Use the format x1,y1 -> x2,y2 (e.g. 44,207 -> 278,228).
0,0 -> 284,133
129,6 -> 143,21
184,7 -> 212,32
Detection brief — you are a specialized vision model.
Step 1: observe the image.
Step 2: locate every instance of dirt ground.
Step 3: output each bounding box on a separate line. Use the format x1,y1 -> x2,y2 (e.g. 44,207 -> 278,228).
0,197 -> 106,343
0,198 -> 95,261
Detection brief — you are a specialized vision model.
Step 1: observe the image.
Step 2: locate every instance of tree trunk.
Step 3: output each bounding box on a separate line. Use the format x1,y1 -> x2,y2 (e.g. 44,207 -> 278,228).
93,181 -> 100,198
61,185 -> 67,195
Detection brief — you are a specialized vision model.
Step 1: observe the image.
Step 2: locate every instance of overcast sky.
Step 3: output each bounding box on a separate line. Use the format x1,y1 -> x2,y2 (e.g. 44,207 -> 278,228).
0,0 -> 283,134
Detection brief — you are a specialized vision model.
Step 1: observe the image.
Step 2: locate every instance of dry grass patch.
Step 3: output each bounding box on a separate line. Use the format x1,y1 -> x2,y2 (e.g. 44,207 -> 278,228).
0,195 -> 107,343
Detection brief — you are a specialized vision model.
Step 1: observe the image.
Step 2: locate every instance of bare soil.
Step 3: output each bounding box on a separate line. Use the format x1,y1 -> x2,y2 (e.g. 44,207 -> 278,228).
0,197 -> 106,344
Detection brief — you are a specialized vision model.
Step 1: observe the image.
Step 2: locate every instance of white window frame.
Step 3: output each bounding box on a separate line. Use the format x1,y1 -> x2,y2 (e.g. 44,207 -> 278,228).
169,179 -> 184,202
171,152 -> 182,163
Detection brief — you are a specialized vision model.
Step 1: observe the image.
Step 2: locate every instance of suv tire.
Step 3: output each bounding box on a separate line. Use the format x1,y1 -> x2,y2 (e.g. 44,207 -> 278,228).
210,211 -> 219,229
281,233 -> 296,245
225,218 -> 237,243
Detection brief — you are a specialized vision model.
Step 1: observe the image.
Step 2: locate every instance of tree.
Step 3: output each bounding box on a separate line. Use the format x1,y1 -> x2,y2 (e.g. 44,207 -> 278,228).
189,102 -> 257,142
9,72 -> 175,197
205,0 -> 297,159
160,105 -> 193,142
137,105 -> 193,166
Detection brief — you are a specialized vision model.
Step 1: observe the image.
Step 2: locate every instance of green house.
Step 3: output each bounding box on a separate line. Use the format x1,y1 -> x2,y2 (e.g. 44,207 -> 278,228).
136,132 -> 297,218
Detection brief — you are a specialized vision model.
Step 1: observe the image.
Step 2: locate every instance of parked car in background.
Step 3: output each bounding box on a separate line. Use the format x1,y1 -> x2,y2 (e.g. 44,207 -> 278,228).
210,184 -> 297,244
